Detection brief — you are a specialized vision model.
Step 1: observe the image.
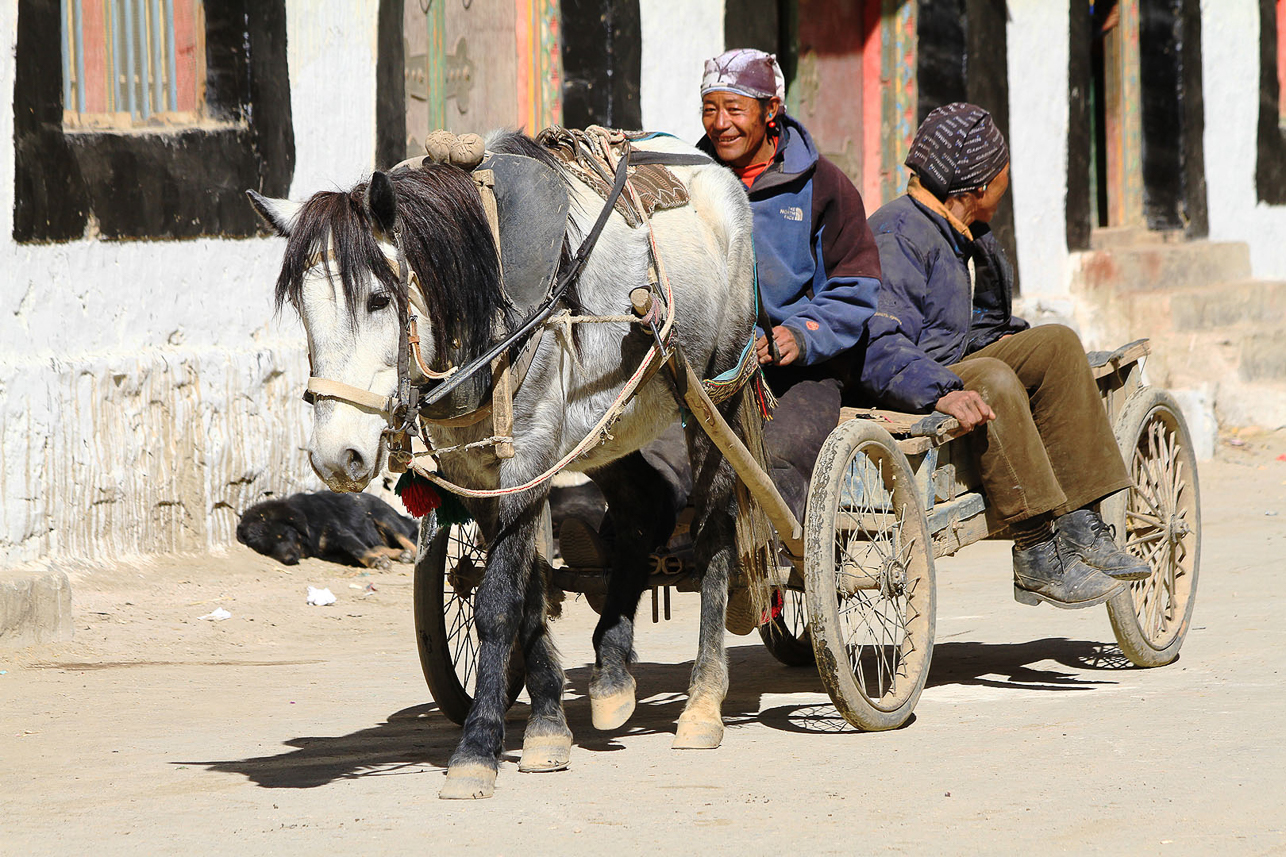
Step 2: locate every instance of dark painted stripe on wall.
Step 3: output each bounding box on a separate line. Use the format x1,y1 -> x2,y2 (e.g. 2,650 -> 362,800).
917,0 -> 1019,292
1140,0 -> 1207,235
1257,0 -> 1286,205
1067,3 -> 1093,251
561,0 -> 642,130
376,0 -> 406,169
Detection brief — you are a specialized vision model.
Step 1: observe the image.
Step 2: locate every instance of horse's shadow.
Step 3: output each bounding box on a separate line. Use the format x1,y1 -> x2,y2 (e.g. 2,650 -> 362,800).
180,636 -> 1134,789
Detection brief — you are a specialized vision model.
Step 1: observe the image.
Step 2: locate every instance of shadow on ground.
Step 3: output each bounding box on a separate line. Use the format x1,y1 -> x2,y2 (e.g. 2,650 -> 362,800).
182,636 -> 1134,789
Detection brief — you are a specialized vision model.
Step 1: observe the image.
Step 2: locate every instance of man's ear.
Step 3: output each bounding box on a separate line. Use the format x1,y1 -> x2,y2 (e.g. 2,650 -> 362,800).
246,191 -> 303,237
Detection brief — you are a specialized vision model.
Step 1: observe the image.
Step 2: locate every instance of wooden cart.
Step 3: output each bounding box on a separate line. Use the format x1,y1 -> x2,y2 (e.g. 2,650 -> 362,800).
414,339 -> 1201,731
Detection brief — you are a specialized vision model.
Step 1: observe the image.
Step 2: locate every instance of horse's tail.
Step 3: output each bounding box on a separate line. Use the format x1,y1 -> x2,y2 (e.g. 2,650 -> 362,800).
727,380 -> 779,635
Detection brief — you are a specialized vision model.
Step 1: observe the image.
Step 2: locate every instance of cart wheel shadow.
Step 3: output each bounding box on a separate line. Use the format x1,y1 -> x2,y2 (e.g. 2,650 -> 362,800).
178,637 -> 1139,787
753,636 -> 1137,736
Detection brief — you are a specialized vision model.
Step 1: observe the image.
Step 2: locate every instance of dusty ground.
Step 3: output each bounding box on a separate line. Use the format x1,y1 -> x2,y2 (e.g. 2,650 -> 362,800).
4,431 -> 1286,856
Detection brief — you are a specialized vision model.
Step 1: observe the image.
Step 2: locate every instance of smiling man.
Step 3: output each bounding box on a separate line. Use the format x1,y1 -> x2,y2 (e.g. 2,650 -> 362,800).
697,48 -> 881,394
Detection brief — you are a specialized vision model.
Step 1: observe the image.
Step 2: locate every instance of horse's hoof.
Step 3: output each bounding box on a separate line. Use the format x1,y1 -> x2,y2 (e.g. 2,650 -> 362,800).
589,674 -> 637,731
439,763 -> 497,800
518,732 -> 573,773
672,717 -> 724,750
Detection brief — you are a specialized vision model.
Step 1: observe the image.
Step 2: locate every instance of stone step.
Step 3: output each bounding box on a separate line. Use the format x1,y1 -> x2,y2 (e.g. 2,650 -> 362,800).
1165,279 -> 1286,331
0,566 -> 72,649
1088,226 -> 1173,250
1146,321 -> 1286,385
1075,240 -> 1252,294
1239,327 -> 1286,382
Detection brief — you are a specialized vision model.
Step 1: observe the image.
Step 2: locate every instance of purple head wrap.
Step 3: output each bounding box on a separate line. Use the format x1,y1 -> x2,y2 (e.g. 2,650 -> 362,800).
701,49 -> 786,102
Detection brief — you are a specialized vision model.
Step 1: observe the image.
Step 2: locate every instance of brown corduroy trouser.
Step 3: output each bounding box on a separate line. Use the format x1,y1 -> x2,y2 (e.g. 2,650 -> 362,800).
949,324 -> 1131,525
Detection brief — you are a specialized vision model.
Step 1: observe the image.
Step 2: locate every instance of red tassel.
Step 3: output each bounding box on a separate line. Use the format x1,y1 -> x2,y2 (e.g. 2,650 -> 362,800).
763,588 -> 784,624
400,479 -> 442,518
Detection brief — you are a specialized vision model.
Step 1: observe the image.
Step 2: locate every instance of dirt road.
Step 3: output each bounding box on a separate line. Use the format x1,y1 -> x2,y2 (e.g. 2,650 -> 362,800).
4,432 -> 1286,855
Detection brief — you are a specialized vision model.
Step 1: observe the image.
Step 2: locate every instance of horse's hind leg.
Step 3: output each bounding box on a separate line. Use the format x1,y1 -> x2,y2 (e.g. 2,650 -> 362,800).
673,415 -> 739,750
586,452 -> 678,730
440,495 -> 543,800
518,554 -> 573,773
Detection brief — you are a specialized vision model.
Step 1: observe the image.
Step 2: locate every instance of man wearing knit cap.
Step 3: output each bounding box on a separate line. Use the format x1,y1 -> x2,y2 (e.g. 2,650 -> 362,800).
698,48 -> 881,389
861,102 -> 1148,609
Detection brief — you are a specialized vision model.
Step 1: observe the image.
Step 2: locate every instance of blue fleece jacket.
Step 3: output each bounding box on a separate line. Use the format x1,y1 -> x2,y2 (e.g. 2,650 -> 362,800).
699,113 -> 882,365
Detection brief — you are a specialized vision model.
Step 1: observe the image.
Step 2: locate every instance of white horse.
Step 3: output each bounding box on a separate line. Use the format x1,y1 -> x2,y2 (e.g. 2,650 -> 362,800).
248,129 -> 760,799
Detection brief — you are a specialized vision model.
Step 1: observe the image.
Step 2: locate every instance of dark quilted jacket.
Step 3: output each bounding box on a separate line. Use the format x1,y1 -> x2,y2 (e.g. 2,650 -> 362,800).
856,195 -> 1028,412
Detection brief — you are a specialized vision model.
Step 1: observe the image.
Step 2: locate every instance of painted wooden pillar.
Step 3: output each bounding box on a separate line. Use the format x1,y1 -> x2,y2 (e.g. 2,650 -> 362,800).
880,0 -> 917,206
404,0 -> 445,157
515,0 -> 562,131
791,0 -> 868,185
1104,0 -> 1144,227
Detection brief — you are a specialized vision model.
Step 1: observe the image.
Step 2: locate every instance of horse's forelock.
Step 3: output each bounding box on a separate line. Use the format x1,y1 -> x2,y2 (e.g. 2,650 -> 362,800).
273,188 -> 402,322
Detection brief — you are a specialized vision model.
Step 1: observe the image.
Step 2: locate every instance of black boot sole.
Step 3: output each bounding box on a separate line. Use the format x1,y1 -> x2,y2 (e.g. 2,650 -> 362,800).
1013,580 -> 1126,609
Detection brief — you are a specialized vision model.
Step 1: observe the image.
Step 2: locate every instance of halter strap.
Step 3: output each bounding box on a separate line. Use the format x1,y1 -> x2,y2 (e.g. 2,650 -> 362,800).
303,377 -> 394,415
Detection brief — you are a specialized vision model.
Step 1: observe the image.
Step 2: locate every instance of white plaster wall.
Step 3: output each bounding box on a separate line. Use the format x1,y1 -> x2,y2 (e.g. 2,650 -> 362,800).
1005,1 -> 1073,303
0,1 -> 382,564
286,0 -> 381,197
638,0 -> 724,143
1201,0 -> 1286,279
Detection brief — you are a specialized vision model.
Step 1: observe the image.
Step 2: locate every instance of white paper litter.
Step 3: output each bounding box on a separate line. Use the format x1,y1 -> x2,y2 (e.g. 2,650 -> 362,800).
306,586 -> 337,606
198,607 -> 232,621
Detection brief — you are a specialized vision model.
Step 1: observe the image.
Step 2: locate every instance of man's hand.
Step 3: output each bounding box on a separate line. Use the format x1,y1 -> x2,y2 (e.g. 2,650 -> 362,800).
755,325 -> 802,366
934,389 -> 995,432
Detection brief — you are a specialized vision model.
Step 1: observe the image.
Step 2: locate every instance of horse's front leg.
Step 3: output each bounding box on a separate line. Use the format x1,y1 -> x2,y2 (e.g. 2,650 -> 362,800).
674,426 -> 736,750
440,494 -> 546,799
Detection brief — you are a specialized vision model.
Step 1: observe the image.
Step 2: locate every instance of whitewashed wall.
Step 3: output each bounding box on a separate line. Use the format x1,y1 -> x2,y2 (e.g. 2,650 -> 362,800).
639,0 -> 724,143
1201,0 -> 1286,280
1006,1 -> 1074,305
0,1 -> 381,565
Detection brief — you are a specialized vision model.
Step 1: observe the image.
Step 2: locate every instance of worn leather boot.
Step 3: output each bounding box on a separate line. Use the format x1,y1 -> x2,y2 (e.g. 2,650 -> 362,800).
1055,508 -> 1151,581
1012,538 -> 1126,608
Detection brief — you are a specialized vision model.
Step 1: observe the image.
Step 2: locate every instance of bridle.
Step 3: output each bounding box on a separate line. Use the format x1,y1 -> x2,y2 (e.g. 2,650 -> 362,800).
297,230 -> 430,470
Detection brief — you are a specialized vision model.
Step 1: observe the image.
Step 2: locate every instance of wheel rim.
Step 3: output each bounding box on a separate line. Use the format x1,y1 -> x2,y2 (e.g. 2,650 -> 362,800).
831,440 -> 932,712
441,521 -> 487,696
1122,407 -> 1197,651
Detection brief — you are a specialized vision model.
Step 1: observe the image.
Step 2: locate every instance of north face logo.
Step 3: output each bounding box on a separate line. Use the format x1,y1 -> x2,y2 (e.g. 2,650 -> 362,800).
780,206 -> 804,222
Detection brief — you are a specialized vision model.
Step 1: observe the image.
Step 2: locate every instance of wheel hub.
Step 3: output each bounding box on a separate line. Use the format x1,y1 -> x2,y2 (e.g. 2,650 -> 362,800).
880,557 -> 906,598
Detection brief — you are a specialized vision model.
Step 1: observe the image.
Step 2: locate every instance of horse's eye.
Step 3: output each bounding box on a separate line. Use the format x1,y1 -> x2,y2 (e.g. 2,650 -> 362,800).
367,293 -> 392,313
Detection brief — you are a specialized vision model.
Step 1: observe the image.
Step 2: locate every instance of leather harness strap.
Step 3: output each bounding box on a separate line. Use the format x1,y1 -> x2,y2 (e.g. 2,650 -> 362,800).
305,376 -> 395,415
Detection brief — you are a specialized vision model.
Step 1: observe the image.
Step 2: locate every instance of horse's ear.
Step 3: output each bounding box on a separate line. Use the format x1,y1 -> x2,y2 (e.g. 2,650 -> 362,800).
246,190 -> 302,237
365,171 -> 398,237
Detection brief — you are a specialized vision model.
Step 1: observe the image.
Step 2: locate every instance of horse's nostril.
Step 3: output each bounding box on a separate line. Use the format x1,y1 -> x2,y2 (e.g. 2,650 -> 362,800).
343,447 -> 366,477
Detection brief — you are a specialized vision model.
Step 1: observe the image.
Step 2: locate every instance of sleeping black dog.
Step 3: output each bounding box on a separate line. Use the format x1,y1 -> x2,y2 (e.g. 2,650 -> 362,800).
236,492 -> 419,568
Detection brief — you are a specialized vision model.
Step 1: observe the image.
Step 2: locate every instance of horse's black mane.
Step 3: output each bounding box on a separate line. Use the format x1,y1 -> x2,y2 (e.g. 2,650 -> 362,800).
275,130 -> 580,363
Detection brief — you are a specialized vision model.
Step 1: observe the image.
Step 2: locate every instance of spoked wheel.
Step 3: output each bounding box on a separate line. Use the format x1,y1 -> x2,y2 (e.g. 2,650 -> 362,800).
804,419 -> 935,731
413,515 -> 525,724
1103,388 -> 1201,667
759,586 -> 814,666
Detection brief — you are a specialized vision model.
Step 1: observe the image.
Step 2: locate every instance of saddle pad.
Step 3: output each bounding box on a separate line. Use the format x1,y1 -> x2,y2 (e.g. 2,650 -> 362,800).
536,126 -> 691,228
